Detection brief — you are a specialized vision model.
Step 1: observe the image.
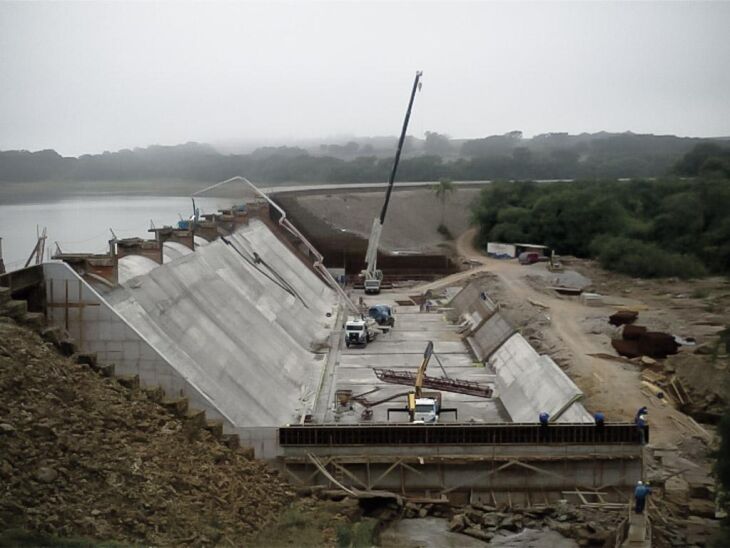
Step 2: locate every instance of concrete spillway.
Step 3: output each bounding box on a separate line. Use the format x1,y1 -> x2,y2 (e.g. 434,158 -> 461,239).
105,218 -> 337,428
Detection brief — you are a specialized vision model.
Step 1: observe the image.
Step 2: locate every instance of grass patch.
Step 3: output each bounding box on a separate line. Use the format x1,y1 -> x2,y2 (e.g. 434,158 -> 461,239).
336,518 -> 379,548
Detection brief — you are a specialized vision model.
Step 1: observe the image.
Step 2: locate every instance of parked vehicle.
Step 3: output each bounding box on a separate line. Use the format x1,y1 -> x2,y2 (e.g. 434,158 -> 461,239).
344,317 -> 376,348
518,251 -> 541,265
368,304 -> 395,327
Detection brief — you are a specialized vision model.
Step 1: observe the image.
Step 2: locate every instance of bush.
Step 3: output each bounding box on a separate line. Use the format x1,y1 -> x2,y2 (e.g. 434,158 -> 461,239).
336,518 -> 379,548
436,224 -> 454,240
591,236 -> 707,279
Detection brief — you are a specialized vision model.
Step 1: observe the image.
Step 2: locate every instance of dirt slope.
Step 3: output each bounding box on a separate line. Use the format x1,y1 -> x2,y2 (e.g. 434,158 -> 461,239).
291,188 -> 481,253
0,317 -> 293,545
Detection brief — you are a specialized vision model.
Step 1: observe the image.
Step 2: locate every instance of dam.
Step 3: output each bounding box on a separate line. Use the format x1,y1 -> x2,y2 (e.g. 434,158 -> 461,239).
0,180 -> 643,506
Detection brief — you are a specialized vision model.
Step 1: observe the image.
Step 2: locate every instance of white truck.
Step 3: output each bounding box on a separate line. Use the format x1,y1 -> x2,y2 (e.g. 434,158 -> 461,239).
344,317 -> 378,348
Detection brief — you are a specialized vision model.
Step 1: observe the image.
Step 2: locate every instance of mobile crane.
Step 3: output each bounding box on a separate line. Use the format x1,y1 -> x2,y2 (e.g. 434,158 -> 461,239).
361,71 -> 423,294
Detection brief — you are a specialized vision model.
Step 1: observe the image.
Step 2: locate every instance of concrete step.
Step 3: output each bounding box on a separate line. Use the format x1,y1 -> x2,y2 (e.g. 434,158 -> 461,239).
185,408 -> 206,430
205,419 -> 224,439
20,311 -> 46,330
76,352 -> 98,368
116,374 -> 140,390
143,385 -> 165,403
58,339 -> 77,357
1,299 -> 27,320
97,362 -> 115,378
40,326 -> 63,347
204,419 -> 224,440
182,409 -> 207,439
0,286 -> 12,305
222,433 -> 240,450
162,397 -> 189,417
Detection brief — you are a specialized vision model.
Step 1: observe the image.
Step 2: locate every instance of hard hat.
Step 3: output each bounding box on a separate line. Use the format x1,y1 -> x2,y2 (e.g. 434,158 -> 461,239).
637,480 -> 643,485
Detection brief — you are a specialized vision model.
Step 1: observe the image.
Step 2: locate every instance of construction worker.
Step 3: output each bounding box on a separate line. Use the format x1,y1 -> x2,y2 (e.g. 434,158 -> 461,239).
635,406 -> 648,423
594,412 -> 605,427
634,480 -> 651,513
635,412 -> 648,445
539,411 -> 550,441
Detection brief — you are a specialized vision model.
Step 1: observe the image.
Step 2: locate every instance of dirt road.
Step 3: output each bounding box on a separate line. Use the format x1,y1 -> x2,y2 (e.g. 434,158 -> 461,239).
416,228 -> 688,444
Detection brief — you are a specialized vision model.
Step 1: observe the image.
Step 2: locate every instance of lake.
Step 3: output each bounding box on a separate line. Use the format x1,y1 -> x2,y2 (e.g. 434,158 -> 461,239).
0,196 -> 238,271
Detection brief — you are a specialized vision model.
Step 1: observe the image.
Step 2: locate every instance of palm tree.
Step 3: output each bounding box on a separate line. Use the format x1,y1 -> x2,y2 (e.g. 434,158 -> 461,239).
433,178 -> 456,227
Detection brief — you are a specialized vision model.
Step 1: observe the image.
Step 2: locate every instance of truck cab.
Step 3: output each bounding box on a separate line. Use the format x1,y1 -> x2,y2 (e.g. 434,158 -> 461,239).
364,278 -> 382,295
408,392 -> 441,424
344,317 -> 375,348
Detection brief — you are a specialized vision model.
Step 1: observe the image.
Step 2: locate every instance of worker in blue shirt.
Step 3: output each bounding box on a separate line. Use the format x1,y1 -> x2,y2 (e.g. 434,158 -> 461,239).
539,411 -> 550,441
634,481 -> 651,513
594,412 -> 605,427
635,410 -> 648,445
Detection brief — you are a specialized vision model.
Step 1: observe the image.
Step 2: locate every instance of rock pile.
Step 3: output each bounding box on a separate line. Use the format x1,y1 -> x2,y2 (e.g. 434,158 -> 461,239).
0,317 -> 294,545
447,502 -> 620,546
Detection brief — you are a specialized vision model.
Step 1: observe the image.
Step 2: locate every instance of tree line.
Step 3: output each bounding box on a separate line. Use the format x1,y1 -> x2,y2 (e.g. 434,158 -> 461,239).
1,133 -> 727,184
472,169 -> 730,279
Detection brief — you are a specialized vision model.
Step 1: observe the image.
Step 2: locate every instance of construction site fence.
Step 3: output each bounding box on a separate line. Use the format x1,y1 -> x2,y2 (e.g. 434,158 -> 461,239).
279,423 -> 646,447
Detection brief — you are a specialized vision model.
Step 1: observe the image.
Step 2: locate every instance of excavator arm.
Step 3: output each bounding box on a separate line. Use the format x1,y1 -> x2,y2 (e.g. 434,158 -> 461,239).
413,340 -> 434,399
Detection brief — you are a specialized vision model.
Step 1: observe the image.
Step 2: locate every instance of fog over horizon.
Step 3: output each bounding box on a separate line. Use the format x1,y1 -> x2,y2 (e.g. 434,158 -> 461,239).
1,1 -> 729,157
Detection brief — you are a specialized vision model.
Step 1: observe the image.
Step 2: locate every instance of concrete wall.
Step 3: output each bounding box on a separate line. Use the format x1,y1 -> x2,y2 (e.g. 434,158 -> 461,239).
43,262 -> 226,425
445,280 -> 498,323
489,334 -> 592,423
105,219 -> 337,430
467,313 -> 515,361
449,280 -> 592,424
44,218 -> 338,458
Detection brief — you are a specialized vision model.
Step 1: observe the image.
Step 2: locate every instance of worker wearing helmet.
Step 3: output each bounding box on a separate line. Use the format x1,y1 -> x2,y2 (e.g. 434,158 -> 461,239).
634,480 -> 652,513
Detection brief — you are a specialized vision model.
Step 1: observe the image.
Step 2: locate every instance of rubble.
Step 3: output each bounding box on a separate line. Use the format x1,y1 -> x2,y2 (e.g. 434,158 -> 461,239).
442,502 -> 620,546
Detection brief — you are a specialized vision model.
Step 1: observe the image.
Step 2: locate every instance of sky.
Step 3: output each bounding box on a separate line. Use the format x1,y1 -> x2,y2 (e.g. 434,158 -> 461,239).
1,1 -> 729,157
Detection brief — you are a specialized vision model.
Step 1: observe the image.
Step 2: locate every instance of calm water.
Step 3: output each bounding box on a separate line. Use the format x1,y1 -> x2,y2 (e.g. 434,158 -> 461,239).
0,196 -> 236,271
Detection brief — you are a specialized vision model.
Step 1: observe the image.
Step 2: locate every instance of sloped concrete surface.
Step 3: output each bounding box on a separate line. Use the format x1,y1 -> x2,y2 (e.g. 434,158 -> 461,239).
489,334 -> 592,423
107,219 -> 337,427
118,255 -> 159,283
467,313 -> 515,361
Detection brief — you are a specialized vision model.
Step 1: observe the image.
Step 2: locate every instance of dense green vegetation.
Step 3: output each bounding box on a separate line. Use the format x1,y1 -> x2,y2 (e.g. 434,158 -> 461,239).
1,132 -> 727,184
472,175 -> 730,278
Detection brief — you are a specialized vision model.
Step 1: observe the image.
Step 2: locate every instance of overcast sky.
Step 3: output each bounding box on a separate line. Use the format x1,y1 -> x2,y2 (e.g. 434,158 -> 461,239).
1,1 -> 729,157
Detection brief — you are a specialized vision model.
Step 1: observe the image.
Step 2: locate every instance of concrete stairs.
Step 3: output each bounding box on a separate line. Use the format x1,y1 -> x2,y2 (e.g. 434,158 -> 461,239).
0,286 -> 10,305
0,289 -> 246,456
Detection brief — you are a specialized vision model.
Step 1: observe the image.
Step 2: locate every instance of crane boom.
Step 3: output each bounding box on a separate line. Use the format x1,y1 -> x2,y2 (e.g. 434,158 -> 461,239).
363,71 -> 423,293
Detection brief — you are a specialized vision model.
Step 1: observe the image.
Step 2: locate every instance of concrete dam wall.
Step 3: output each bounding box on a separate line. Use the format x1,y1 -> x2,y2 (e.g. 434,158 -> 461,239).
448,280 -> 593,423
63,218 -> 338,431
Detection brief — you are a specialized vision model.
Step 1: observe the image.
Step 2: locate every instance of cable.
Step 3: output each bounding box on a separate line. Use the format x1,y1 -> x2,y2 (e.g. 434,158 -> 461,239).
220,236 -> 308,308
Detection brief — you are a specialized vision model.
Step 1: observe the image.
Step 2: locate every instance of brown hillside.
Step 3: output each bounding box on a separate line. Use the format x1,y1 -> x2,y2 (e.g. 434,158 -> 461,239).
0,316 -> 293,546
